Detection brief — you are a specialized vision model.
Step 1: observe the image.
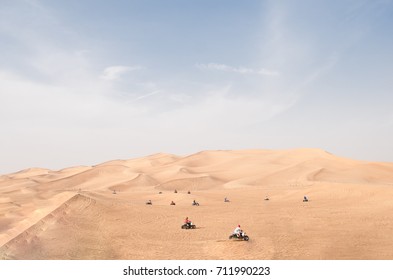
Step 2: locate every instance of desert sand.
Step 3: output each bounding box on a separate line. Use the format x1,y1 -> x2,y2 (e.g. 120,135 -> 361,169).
1,148 -> 393,260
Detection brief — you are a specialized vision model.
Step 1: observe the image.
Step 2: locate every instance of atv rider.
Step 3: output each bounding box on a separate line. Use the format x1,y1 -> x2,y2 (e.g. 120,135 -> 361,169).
184,217 -> 192,227
233,224 -> 243,237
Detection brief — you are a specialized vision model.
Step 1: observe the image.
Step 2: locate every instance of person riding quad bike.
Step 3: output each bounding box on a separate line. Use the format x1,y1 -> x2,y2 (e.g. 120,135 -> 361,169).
181,217 -> 196,229
229,224 -> 249,241
184,217 -> 192,226
234,225 -> 242,237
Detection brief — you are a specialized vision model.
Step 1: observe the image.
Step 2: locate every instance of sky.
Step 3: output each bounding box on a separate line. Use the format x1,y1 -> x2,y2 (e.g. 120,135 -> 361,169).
1,0 -> 393,174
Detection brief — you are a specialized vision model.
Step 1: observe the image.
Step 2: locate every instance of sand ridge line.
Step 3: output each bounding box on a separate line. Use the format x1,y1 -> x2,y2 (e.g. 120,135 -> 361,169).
0,193 -> 89,251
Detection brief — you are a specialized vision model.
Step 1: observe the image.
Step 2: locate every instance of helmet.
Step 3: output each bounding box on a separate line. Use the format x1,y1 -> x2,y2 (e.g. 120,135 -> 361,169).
238,224 -> 240,227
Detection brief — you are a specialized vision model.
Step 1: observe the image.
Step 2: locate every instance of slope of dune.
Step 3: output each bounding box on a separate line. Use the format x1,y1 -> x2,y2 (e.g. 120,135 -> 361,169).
36,165 -> 137,192
110,173 -> 159,191
0,191 -> 76,248
7,168 -> 50,179
1,148 -> 393,259
312,162 -> 393,185
107,153 -> 181,171
156,175 -> 224,191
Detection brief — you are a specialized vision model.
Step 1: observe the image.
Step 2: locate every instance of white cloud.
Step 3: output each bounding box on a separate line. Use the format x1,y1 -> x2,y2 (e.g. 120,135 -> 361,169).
257,68 -> 280,76
134,90 -> 162,101
196,63 -> 279,76
100,65 -> 143,81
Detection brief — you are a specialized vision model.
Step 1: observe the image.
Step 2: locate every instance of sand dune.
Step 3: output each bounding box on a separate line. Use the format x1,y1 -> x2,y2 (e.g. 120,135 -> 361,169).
156,175 -> 224,191
35,165 -> 137,192
1,148 -> 393,259
7,168 -> 50,179
110,173 -> 159,191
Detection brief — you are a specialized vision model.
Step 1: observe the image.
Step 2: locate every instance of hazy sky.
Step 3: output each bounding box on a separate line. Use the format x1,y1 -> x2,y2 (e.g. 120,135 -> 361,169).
1,0 -> 393,174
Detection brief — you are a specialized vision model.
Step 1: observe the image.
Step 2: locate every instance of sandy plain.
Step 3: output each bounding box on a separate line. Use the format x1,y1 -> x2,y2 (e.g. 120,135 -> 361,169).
1,148 -> 393,259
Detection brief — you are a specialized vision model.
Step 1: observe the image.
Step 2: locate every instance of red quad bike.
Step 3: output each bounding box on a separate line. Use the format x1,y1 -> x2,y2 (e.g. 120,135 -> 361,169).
181,223 -> 196,229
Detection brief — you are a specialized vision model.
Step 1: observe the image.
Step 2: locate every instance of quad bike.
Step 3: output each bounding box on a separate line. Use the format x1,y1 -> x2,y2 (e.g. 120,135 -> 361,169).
146,201 -> 152,205
229,232 -> 249,241
181,223 -> 196,229
192,201 -> 200,206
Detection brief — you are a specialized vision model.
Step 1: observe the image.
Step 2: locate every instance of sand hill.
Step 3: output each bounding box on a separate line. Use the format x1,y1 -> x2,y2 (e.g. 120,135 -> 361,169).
1,148 -> 393,259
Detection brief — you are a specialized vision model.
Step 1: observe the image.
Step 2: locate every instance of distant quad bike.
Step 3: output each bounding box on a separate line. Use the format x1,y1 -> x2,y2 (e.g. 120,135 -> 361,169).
192,201 -> 199,206
146,200 -> 152,205
229,232 -> 249,241
181,223 -> 196,229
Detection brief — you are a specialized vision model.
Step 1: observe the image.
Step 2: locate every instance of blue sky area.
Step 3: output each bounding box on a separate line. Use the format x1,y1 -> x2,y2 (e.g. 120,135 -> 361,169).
1,0 -> 393,173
